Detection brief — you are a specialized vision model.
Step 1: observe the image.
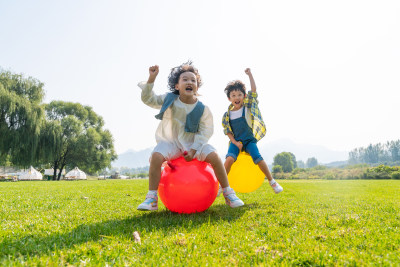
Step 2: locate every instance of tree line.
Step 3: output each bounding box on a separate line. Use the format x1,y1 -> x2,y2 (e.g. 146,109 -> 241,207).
348,140 -> 400,165
0,69 -> 117,179
272,140 -> 400,175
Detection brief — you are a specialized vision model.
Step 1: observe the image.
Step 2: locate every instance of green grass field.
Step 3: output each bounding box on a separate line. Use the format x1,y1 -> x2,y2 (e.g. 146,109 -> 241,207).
1,180 -> 399,266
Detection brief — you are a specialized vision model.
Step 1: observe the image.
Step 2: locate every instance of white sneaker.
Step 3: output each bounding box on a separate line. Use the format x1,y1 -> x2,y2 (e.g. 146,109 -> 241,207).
270,179 -> 283,194
223,187 -> 244,208
137,192 -> 158,211
217,185 -> 223,197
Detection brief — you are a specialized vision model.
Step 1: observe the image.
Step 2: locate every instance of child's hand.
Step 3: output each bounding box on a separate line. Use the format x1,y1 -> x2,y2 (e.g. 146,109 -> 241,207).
147,65 -> 159,83
183,150 -> 196,162
234,141 -> 243,151
149,65 -> 159,76
244,68 -> 252,76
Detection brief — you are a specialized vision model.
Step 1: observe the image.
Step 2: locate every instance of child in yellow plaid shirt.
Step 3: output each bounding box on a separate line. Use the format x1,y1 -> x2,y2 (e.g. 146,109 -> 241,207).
221,68 -> 283,194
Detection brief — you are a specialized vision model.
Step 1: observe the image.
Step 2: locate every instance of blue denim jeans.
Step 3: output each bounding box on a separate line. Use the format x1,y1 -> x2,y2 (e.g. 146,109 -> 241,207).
226,140 -> 263,164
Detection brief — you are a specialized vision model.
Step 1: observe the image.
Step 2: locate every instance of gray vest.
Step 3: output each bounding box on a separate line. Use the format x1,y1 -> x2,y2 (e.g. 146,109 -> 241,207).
155,93 -> 205,133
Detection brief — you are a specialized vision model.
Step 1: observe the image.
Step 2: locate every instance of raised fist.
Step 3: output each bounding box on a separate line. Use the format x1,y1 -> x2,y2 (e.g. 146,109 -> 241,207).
244,68 -> 252,75
149,65 -> 159,77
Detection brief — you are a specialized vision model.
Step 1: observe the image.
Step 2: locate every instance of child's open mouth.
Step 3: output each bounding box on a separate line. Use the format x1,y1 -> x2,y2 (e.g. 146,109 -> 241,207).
235,101 -> 241,105
186,86 -> 193,92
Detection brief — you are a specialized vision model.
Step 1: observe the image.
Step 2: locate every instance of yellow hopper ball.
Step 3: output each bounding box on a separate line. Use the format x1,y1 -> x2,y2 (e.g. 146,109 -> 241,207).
228,152 -> 265,193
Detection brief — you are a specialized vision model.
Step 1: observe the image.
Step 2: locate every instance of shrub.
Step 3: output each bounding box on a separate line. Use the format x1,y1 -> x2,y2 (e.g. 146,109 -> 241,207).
288,173 -> 300,179
345,164 -> 370,169
373,165 -> 394,173
323,172 -> 337,180
136,173 -> 148,178
271,163 -> 399,180
391,171 -> 400,180
292,168 -> 306,174
363,170 -> 391,179
312,165 -> 328,170
363,165 -> 400,179
273,165 -> 283,174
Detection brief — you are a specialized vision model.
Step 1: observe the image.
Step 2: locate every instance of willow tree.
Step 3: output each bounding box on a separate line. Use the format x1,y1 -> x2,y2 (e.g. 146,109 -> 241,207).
44,101 -> 117,180
0,70 -> 45,166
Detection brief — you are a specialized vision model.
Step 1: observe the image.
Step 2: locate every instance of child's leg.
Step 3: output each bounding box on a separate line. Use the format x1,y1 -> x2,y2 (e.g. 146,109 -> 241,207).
246,142 -> 283,194
146,142 -> 179,190
205,151 -> 244,208
258,160 -> 283,193
137,151 -> 166,211
224,142 -> 240,174
218,157 -> 234,197
257,160 -> 273,182
219,143 -> 238,196
148,152 -> 166,190
206,152 -> 229,188
224,156 -> 235,175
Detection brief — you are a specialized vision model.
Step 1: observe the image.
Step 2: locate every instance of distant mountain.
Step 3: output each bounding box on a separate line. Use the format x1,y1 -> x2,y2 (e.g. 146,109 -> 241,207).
259,138 -> 349,164
324,161 -> 349,168
114,139 -> 349,168
112,148 -> 153,168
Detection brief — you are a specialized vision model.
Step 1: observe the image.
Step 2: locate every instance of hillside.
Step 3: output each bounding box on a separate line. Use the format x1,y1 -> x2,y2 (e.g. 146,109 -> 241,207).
112,139 -> 348,168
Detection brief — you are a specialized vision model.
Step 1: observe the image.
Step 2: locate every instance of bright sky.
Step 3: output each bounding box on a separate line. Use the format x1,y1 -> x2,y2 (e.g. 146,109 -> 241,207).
1,0 -> 399,156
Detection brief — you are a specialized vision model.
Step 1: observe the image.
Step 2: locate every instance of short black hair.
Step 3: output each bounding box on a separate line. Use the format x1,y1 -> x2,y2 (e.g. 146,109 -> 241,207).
224,80 -> 246,98
167,61 -> 202,95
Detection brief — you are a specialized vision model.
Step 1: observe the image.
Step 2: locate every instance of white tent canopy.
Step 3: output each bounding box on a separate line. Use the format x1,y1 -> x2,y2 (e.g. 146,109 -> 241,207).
19,166 -> 43,180
65,167 -> 87,180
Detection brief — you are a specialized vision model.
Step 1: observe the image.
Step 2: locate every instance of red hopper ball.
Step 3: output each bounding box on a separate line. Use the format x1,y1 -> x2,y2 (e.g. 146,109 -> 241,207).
159,157 -> 218,214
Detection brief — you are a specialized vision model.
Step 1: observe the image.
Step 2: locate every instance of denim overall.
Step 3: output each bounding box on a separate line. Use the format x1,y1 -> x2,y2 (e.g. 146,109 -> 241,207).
226,107 -> 263,164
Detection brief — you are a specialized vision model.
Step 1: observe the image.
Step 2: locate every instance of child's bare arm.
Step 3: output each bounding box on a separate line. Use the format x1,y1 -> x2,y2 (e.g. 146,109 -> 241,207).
245,68 -> 256,93
140,65 -> 164,109
147,65 -> 159,84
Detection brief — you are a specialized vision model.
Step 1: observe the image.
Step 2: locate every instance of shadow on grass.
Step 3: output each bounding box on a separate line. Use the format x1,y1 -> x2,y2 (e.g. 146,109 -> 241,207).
0,203 -> 256,257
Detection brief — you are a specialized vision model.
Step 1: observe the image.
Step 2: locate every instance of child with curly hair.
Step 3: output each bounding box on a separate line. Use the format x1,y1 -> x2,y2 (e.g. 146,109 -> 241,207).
137,61 -> 244,211
221,68 -> 283,194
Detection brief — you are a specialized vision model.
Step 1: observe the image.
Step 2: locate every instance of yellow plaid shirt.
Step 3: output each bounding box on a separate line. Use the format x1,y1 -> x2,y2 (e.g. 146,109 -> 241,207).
222,91 -> 266,141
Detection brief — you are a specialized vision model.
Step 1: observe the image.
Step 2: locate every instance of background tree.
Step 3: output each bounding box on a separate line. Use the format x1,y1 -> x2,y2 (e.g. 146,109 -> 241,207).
348,141 -> 399,165
363,144 -> 385,164
272,165 -> 283,174
296,160 -> 305,168
43,101 -> 117,180
0,70 -> 45,166
273,152 -> 294,173
348,148 -> 361,164
289,152 -> 297,168
386,140 -> 400,162
306,157 -> 318,168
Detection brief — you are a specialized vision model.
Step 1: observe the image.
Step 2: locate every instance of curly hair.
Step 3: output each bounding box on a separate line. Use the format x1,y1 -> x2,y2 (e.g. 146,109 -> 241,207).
167,61 -> 202,94
224,80 -> 246,98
